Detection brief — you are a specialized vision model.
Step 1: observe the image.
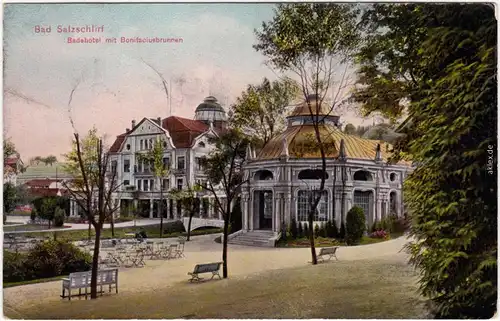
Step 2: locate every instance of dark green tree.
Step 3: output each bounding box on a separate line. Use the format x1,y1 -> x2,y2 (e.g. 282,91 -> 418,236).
354,3 -> 497,318
303,222 -> 309,240
332,219 -> 339,238
289,218 -> 298,239
3,182 -> 17,214
345,206 -> 366,245
297,219 -> 303,238
339,219 -> 346,239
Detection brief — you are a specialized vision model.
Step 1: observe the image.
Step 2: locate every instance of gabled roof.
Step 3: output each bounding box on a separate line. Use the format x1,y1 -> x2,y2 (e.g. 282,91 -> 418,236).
162,116 -> 209,148
109,133 -> 127,153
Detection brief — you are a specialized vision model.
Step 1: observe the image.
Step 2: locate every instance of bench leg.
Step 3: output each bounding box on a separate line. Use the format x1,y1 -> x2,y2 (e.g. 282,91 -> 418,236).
212,271 -> 222,280
68,288 -> 71,301
62,288 -> 65,299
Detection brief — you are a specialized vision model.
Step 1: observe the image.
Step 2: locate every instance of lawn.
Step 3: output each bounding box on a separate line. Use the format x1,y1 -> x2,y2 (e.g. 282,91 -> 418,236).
279,232 -> 405,248
4,223 -> 222,242
5,257 -> 427,319
3,224 -> 71,232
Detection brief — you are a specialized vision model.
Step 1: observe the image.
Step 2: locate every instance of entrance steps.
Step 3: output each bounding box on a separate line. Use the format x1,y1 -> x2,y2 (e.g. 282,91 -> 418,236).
228,230 -> 277,247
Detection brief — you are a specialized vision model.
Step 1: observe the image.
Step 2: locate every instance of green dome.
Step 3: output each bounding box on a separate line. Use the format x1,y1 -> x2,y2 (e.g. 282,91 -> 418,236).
195,96 -> 225,113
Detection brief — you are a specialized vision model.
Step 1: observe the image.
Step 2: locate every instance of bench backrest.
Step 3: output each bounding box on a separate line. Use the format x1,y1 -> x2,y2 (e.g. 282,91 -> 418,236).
97,269 -> 118,283
319,247 -> 338,255
69,271 -> 90,287
194,262 -> 222,274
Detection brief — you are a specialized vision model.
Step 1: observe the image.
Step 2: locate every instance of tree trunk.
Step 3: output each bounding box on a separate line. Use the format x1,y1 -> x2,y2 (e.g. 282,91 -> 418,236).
88,221 -> 92,241
159,192 -> 164,238
90,225 -> 102,299
110,213 -> 115,238
187,212 -> 194,241
308,211 -> 317,265
222,210 -> 230,278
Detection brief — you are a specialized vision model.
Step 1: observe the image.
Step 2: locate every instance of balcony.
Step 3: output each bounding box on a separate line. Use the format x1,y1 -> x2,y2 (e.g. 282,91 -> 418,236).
172,168 -> 186,176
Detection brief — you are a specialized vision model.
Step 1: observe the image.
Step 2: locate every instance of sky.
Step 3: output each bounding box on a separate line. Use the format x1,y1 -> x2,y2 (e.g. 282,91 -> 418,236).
3,3 -> 374,161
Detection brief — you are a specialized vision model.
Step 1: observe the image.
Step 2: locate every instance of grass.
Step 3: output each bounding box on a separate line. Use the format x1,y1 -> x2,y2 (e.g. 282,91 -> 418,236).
5,258 -> 427,319
4,223 -> 222,242
3,224 -> 71,232
3,276 -> 66,288
278,232 -> 405,248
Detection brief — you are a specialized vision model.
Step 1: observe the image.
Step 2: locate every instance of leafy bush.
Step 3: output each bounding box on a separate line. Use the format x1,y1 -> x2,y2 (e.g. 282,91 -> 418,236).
4,240 -> 91,283
339,220 -> 346,239
289,218 -> 298,239
163,220 -> 186,234
320,223 -> 327,238
297,220 -> 303,238
303,222 -> 309,238
281,221 -> 287,241
370,230 -> 389,239
54,207 -> 65,227
30,208 -> 37,221
345,206 -> 366,245
331,219 -> 339,238
314,224 -> 320,238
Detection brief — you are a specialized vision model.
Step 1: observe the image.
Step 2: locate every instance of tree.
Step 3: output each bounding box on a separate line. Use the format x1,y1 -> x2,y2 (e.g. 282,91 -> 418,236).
3,138 -> 17,160
354,4 -> 496,318
343,123 -> 356,135
136,138 -> 170,237
39,197 -> 58,229
229,77 -> 300,148
44,155 -> 58,166
345,206 -> 365,245
168,183 -> 202,241
3,182 -> 17,214
201,128 -> 250,278
255,3 -> 361,265
62,128 -> 121,299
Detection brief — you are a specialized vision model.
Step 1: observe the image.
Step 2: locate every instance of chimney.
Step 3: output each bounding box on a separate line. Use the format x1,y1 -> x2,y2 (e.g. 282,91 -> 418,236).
157,117 -> 162,126
375,143 -> 382,162
131,119 -> 136,128
126,128 -> 130,133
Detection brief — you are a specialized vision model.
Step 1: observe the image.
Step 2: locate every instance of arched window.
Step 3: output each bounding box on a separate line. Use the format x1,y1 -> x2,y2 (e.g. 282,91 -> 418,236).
126,144 -> 131,150
298,169 -> 329,180
390,191 -> 398,215
353,170 -> 373,181
254,170 -> 273,181
353,190 -> 374,225
389,173 -> 397,181
296,190 -> 328,222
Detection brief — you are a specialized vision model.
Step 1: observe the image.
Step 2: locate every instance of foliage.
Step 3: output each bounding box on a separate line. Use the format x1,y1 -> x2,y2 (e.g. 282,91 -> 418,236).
343,123 -> 356,135
297,220 -> 303,238
356,3 -> 497,318
30,208 -> 37,221
3,240 -> 91,283
345,206 -> 365,245
3,182 -> 18,214
331,219 -> 339,238
289,218 -> 298,239
54,207 -> 65,227
163,220 -> 186,235
339,219 -> 346,239
3,213 -> 6,224
39,197 -> 58,228
314,224 -> 320,238
3,137 -> 17,160
202,128 -> 250,278
303,222 -> 309,238
370,230 -> 389,239
229,77 -> 300,147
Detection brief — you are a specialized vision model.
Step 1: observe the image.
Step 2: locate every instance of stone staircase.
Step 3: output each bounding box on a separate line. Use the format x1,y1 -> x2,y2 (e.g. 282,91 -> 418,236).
228,230 -> 277,247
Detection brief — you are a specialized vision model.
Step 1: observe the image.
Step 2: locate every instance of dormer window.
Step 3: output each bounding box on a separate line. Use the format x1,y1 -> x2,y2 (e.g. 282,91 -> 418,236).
198,141 -> 206,148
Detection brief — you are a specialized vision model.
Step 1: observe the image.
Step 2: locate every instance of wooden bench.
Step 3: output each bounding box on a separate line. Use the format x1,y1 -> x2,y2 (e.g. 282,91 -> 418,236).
61,268 -> 118,300
188,262 -> 223,282
317,247 -> 339,262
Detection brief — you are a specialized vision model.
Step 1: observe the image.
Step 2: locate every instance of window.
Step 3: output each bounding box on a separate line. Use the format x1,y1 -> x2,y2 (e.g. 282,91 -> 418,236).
177,179 -> 183,190
111,160 -> 117,174
390,173 -> 396,182
195,179 -> 201,187
137,180 -> 142,191
353,170 -> 372,181
162,179 -> 169,190
177,201 -> 182,217
177,156 -> 185,170
140,140 -> 144,150
126,144 -> 131,150
124,180 -> 130,186
124,159 -> 130,172
296,190 -> 328,222
198,141 -> 206,148
150,179 -> 155,191
163,157 -> 170,169
354,190 -> 374,224
163,141 -> 167,148
149,139 -> 153,149
144,179 -> 149,192
195,157 -> 203,170
138,160 -> 144,173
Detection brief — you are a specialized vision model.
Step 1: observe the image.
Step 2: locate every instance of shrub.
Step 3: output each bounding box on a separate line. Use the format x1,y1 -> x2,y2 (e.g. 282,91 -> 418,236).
370,230 -> 389,239
339,220 -> 346,239
297,220 -> 303,238
303,222 -> 309,238
289,218 -> 298,239
163,220 -> 186,235
320,222 -> 327,237
281,221 -> 287,242
332,219 -> 339,238
371,221 -> 377,233
54,207 -> 65,227
4,240 -> 92,283
314,224 -> 320,238
345,206 -> 366,245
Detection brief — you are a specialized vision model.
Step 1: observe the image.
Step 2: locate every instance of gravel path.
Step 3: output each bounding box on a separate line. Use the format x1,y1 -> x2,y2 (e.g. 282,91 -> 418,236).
3,234 -> 411,314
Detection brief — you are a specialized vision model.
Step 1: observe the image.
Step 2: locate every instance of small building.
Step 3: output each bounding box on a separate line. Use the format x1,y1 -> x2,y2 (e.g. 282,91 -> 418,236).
236,95 -> 412,244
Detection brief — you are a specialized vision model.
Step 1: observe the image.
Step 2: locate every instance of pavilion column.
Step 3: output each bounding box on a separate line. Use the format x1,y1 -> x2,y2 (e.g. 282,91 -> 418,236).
273,193 -> 279,232
249,193 -> 254,231
242,195 -> 249,230
376,199 -> 382,222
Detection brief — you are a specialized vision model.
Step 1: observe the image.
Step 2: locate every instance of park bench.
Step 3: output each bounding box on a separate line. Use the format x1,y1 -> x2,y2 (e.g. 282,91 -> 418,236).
188,262 -> 223,282
61,268 -> 118,300
317,247 -> 339,262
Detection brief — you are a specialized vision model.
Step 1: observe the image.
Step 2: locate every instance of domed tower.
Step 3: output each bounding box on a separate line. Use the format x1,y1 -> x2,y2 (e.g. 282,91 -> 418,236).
194,96 -> 227,129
